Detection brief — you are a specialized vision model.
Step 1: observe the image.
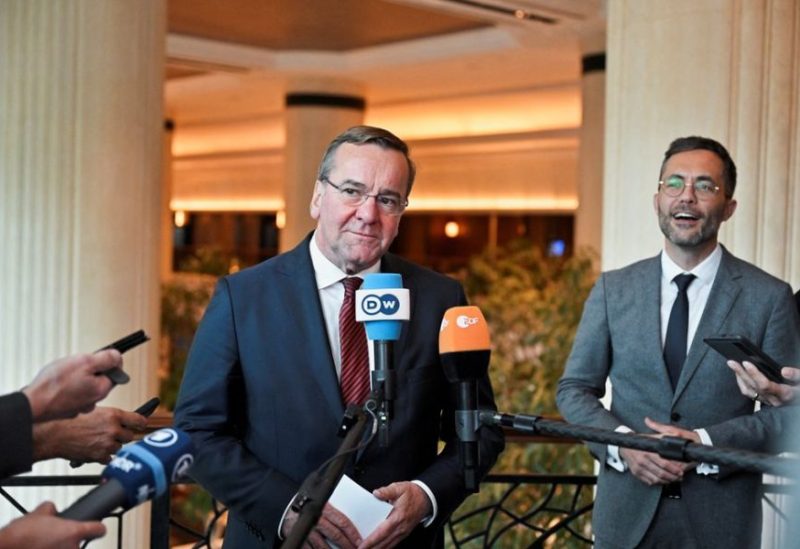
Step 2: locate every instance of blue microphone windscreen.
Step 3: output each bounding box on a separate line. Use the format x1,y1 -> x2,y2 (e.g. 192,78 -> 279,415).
361,273 -> 406,341
102,428 -> 195,509
362,273 -> 402,289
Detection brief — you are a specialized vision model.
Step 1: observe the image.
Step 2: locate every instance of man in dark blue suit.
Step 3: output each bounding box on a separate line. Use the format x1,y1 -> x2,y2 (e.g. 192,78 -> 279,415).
175,126 -> 504,548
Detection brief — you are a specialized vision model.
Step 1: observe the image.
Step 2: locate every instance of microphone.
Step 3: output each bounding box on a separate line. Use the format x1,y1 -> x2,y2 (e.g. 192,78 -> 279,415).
59,428 -> 194,521
439,306 -> 491,492
355,273 -> 410,445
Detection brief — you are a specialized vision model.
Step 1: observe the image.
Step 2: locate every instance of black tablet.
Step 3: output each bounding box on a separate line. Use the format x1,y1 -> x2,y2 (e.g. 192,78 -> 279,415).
704,335 -> 796,385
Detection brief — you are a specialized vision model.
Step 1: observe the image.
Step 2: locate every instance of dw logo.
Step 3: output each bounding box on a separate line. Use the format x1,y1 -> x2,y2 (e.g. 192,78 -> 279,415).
361,293 -> 400,316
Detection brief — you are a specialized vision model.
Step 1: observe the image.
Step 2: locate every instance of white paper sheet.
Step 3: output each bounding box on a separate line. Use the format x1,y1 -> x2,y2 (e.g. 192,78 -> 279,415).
327,474 -> 393,544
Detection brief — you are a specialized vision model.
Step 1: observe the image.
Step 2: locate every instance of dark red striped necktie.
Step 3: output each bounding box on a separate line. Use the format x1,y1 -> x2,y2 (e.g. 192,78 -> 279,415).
339,277 -> 370,405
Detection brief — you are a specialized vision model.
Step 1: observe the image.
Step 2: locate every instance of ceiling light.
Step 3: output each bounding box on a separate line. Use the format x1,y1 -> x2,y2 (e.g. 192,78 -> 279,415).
174,210 -> 188,228
445,221 -> 460,238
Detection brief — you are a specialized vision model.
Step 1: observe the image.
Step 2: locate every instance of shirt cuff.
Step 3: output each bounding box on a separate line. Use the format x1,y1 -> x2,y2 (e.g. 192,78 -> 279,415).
411,480 -> 437,527
277,496 -> 295,540
694,428 -> 719,475
607,425 -> 632,472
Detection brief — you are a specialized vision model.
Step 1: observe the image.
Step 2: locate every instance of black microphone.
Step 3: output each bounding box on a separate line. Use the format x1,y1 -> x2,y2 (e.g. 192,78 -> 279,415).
59,428 -> 194,521
439,306 -> 491,492
355,273 -> 410,446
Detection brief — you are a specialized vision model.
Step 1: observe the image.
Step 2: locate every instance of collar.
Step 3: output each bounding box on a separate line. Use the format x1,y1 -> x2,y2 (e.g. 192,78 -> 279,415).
309,231 -> 381,290
661,243 -> 722,284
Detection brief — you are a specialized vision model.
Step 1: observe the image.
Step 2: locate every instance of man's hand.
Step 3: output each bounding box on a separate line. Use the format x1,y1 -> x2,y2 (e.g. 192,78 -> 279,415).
358,481 -> 431,549
0,501 -> 106,549
618,446 -> 685,486
644,417 -> 701,444
727,360 -> 799,407
32,406 -> 148,463
281,503 -> 361,549
618,417 -> 700,486
22,350 -> 122,422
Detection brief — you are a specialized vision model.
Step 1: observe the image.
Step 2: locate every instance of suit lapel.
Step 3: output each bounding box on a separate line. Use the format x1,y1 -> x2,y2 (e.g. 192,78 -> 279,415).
673,249 -> 741,400
634,256 -> 674,389
276,237 -> 345,421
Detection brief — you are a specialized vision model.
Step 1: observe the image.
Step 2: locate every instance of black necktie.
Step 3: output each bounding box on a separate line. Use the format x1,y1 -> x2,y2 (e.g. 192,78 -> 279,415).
664,273 -> 696,390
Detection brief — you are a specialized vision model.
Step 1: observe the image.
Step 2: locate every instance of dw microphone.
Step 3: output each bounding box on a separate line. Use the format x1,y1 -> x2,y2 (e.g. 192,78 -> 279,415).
439,306 -> 491,492
355,273 -> 410,445
59,428 -> 194,521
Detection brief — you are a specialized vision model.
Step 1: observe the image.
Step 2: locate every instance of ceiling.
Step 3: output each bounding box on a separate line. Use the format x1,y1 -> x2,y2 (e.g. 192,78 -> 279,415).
164,0 -> 606,151
167,0 -> 488,52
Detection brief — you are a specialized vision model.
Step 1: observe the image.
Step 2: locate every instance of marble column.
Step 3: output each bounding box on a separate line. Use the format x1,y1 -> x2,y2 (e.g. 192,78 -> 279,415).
575,38 -> 606,261
280,78 -> 365,252
0,1 -> 165,545
162,119 -> 175,279
604,0 -> 800,290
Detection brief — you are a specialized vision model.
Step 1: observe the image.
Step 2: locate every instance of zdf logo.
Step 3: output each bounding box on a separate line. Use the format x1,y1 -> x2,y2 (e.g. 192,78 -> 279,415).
361,293 -> 400,316
456,315 -> 479,328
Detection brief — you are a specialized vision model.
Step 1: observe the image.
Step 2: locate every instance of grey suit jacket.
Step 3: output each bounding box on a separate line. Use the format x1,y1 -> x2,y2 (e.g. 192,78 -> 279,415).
556,247 -> 800,548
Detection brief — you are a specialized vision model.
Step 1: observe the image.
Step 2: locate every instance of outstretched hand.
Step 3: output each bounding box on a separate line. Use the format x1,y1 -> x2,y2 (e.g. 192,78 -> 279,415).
22,350 -> 122,422
726,360 -> 799,407
0,501 -> 106,549
33,406 -> 148,463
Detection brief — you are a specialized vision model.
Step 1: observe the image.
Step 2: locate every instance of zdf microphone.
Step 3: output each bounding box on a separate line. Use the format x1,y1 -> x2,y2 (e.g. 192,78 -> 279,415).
59,428 -> 194,521
439,306 -> 491,492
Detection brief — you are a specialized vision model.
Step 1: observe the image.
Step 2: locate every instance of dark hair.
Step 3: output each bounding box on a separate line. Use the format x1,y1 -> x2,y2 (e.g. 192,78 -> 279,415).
317,125 -> 416,196
659,136 -> 737,198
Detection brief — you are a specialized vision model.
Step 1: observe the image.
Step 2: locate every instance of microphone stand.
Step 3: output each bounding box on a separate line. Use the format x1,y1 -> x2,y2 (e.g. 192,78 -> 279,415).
371,340 -> 395,447
478,411 -> 798,478
281,391 -> 382,549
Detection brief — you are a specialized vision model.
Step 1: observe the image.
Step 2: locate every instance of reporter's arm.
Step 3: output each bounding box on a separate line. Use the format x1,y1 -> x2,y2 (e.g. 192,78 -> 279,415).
0,502 -> 105,549
22,350 -> 121,422
0,393 -> 34,478
727,361 -> 799,407
32,407 -> 147,463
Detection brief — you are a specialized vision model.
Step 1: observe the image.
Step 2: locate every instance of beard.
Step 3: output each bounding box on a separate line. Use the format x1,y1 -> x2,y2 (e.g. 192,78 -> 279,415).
657,204 -> 726,248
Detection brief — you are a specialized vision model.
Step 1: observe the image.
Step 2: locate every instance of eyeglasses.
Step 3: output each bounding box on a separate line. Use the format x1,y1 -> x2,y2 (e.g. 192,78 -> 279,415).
659,175 -> 720,199
320,176 -> 408,215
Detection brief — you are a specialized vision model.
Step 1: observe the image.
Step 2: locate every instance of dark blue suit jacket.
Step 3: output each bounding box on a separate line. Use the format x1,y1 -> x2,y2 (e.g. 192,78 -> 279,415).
175,235 -> 504,547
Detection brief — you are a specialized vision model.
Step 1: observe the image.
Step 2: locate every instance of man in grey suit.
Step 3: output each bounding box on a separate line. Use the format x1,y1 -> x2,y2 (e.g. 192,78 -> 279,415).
557,136 -> 800,548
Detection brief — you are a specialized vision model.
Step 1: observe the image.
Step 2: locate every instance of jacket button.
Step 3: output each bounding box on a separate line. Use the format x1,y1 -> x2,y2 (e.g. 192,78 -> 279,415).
671,412 -> 681,421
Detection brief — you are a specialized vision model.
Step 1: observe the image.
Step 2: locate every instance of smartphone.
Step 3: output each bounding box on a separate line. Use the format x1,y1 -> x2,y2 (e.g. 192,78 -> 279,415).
95,330 -> 150,385
133,396 -> 160,417
704,335 -> 796,385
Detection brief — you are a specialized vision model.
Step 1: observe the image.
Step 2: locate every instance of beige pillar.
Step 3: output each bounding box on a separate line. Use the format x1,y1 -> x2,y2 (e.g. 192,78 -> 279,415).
0,1 -> 165,545
280,78 -> 365,252
162,119 -> 175,279
575,33 -> 606,260
604,0 -> 800,291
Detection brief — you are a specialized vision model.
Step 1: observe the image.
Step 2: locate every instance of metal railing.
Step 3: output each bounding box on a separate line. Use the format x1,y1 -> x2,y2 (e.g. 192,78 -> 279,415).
1,473 -> 792,548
